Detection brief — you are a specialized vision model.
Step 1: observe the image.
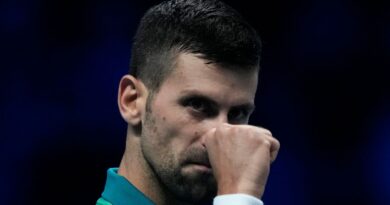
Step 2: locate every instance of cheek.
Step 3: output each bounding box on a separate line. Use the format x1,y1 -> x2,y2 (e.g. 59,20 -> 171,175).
144,109 -> 183,149
150,95 -> 207,150
157,110 -> 201,151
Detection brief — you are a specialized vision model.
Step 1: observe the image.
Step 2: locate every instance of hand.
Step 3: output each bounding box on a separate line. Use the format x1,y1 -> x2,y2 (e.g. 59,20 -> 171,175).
203,123 -> 280,199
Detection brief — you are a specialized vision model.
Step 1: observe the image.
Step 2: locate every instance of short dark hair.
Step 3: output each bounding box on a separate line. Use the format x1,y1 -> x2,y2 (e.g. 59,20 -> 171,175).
130,0 -> 262,92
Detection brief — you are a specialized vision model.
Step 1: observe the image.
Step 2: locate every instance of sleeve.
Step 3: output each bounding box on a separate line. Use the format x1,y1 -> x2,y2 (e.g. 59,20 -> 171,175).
213,194 -> 264,205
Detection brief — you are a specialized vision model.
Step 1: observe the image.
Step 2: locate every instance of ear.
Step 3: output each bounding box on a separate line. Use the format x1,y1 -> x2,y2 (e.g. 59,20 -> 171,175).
117,75 -> 148,126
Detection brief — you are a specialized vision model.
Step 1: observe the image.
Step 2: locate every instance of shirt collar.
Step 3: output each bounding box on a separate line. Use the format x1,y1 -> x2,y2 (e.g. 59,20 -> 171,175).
102,168 -> 155,205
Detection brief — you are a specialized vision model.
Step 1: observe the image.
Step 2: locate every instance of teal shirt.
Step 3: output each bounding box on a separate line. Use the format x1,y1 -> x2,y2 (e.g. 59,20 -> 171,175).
97,168 -> 155,205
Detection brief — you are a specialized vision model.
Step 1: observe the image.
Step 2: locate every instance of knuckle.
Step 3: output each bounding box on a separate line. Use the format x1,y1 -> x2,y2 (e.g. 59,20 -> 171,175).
274,139 -> 281,149
250,135 -> 271,147
256,126 -> 272,135
263,130 -> 272,136
262,139 -> 272,148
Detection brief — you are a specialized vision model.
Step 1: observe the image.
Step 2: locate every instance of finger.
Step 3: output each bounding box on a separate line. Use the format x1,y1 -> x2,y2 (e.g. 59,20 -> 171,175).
256,129 -> 279,163
268,137 -> 280,163
258,129 -> 280,162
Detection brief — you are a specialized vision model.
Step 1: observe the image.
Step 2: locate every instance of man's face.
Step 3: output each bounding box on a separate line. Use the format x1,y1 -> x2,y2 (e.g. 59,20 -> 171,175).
140,53 -> 258,203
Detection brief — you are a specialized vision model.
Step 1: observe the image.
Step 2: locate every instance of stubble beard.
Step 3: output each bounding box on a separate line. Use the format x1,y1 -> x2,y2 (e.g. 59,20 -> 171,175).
140,101 -> 217,204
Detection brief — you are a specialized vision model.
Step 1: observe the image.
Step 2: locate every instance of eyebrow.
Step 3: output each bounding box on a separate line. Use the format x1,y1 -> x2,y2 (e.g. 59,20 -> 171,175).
179,93 -> 219,108
180,90 -> 256,112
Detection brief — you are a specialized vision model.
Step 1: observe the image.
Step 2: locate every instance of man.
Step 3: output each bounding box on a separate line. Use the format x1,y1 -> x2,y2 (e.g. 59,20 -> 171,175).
97,0 -> 280,204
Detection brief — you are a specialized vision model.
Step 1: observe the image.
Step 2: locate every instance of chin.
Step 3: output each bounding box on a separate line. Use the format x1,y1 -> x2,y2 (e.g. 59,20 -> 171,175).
176,183 -> 216,204
161,165 -> 217,203
179,169 -> 217,201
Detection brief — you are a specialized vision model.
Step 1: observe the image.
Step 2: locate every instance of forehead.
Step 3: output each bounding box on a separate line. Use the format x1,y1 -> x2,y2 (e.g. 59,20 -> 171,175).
158,53 -> 259,104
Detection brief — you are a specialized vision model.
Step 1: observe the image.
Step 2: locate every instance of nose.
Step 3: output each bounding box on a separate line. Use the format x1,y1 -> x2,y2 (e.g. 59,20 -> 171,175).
199,113 -> 229,147
207,112 -> 230,129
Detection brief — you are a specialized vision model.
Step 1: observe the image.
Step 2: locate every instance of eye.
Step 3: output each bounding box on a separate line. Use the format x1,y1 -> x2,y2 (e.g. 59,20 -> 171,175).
181,97 -> 217,117
188,98 -> 207,112
228,108 -> 249,123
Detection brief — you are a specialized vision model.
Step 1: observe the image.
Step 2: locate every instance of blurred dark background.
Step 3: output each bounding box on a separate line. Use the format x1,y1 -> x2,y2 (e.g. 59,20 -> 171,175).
1,0 -> 389,204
